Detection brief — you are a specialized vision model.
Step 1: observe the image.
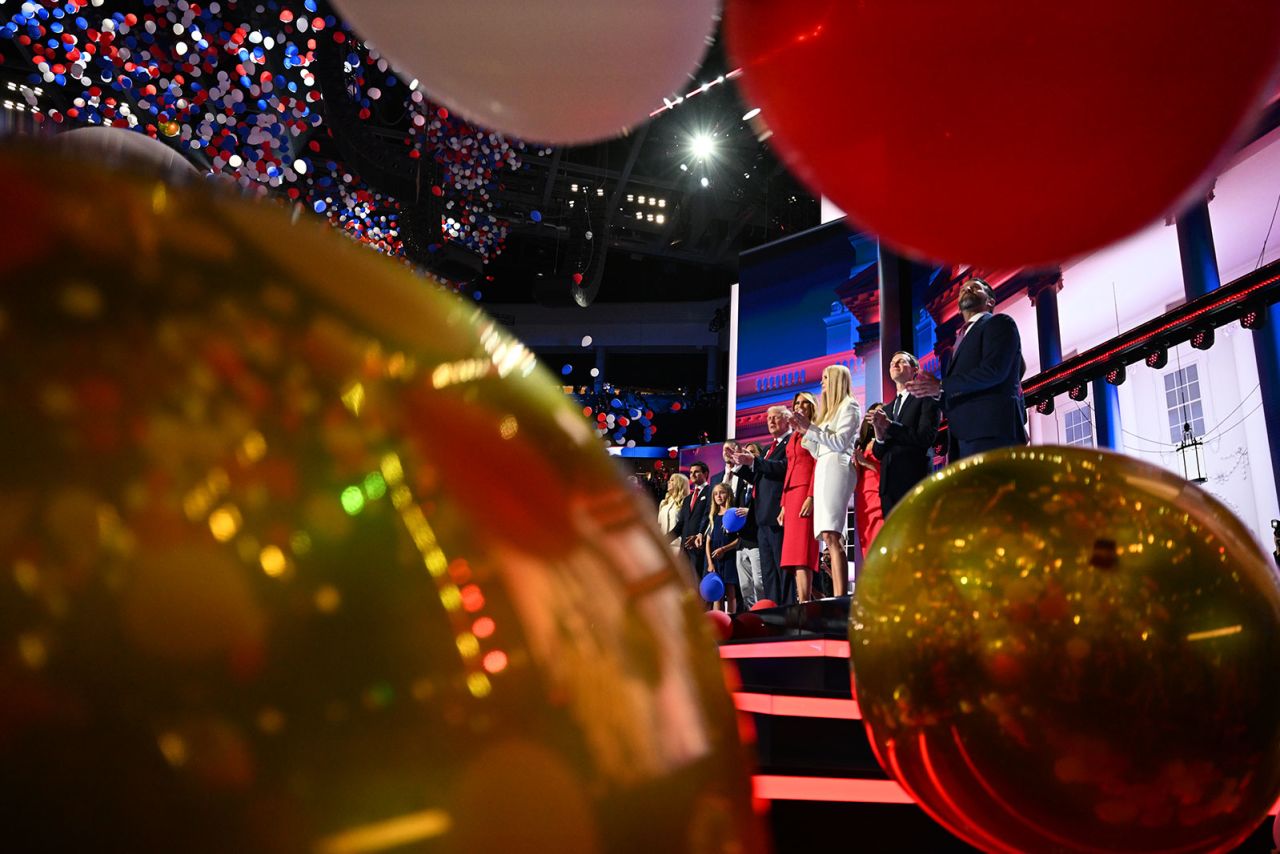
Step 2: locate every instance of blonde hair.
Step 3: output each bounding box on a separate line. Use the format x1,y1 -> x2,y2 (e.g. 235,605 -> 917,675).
709,482 -> 735,515
662,473 -> 690,509
815,365 -> 853,426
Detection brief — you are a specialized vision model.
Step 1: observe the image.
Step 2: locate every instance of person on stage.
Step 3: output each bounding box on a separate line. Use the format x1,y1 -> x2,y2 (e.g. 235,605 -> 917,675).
728,407 -> 792,604
778,392 -> 821,602
872,351 -> 941,513
704,482 -> 742,613
852,402 -> 885,559
906,277 -> 1027,461
791,365 -> 861,598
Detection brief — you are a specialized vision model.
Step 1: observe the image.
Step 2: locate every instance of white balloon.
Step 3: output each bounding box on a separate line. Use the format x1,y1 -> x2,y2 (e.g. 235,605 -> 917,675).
52,126 -> 200,180
333,0 -> 719,145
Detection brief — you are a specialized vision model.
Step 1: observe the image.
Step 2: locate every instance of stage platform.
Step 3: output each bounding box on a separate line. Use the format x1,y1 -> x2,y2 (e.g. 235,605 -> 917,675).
720,597 -> 1277,854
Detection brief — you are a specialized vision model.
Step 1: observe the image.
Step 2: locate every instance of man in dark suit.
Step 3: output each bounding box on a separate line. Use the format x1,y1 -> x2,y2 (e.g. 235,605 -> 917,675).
872,351 -> 941,513
680,461 -> 712,579
729,406 -> 792,604
907,277 -> 1027,461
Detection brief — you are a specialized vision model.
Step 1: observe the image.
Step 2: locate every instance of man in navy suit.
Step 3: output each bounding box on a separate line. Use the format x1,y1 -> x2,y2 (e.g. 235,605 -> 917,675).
729,406 -> 792,605
680,461 -> 713,578
907,278 -> 1027,461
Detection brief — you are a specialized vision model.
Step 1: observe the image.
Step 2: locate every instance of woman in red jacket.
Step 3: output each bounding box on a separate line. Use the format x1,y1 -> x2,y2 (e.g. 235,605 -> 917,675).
779,392 -> 821,601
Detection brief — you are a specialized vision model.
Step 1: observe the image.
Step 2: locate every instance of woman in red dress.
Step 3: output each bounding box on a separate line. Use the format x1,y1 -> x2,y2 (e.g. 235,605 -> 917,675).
853,402 -> 885,561
779,392 -> 821,602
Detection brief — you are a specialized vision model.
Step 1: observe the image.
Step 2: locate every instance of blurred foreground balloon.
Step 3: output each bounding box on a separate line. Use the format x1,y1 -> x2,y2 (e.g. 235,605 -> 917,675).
852,446 -> 1280,853
51,125 -> 199,180
333,0 -> 719,145
726,2 -> 1280,266
0,147 -> 762,853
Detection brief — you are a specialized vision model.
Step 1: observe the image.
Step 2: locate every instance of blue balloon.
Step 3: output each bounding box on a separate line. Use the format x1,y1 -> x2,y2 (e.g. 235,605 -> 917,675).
723,509 -> 747,533
561,364 -> 573,376
530,210 -> 542,223
699,573 -> 725,603
610,398 -> 623,409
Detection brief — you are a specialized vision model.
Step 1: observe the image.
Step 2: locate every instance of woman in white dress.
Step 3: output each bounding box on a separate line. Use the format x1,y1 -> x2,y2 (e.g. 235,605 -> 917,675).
657,473 -> 690,553
794,365 -> 861,597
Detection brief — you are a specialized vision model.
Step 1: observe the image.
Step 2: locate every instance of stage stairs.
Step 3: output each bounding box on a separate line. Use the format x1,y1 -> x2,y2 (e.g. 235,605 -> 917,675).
722,597 -> 1276,854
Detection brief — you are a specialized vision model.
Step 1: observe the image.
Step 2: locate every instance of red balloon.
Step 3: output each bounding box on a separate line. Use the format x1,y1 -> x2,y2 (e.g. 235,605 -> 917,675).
726,2 -> 1280,266
571,272 -> 584,285
750,599 -> 776,611
705,609 -> 733,642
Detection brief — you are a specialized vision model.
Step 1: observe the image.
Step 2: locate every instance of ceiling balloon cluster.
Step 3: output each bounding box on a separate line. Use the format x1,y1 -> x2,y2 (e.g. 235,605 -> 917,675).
1,0 -> 525,266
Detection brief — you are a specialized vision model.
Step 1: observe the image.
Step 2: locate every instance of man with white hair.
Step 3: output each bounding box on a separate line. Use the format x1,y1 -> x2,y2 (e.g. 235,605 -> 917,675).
729,406 -> 792,604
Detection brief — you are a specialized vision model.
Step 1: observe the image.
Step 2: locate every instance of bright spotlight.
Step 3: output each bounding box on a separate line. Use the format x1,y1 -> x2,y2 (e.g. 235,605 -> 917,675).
700,176 -> 710,188
691,134 -> 715,160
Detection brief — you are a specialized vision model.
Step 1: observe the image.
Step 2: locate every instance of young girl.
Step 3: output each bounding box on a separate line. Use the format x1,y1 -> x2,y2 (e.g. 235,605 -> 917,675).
704,482 -> 741,613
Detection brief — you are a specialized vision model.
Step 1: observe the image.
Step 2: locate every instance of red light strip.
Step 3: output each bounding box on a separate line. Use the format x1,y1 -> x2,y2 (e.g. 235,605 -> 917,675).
1023,273 -> 1280,398
734,691 -> 861,719
752,774 -> 915,804
719,639 -> 851,659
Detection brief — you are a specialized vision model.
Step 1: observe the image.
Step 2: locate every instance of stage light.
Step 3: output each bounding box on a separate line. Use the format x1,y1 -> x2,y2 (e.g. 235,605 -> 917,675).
700,176 -> 710,188
571,183 -> 579,193
1036,398 -> 1055,415
1242,306 -> 1266,330
626,194 -> 634,202
658,199 -> 666,207
1191,326 -> 1215,350
742,107 -> 761,121
637,195 -> 646,205
691,133 -> 715,160
596,188 -> 604,197
1145,347 -> 1168,369
680,163 -> 689,172
635,211 -> 643,220
656,214 -> 665,224
1105,364 -> 1126,386
646,214 -> 654,222
1068,384 -> 1088,402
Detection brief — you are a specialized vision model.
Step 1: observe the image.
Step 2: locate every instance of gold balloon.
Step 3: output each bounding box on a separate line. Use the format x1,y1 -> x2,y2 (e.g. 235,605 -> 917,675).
0,147 -> 762,854
852,446 -> 1280,854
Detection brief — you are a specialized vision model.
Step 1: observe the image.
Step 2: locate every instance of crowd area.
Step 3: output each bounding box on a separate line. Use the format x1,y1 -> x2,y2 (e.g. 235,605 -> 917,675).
650,278 -> 1034,611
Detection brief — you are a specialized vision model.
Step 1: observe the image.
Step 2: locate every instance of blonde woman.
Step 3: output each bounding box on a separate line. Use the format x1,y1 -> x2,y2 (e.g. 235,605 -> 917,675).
794,365 -> 861,597
658,473 -> 690,552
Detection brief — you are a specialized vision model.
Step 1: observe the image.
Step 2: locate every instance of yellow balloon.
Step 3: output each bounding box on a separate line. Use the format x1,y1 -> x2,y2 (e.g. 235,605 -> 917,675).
852,446 -> 1280,854
0,147 -> 761,854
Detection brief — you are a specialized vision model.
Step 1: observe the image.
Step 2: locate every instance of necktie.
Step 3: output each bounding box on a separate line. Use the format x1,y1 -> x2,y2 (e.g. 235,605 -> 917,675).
955,320 -> 975,350
893,393 -> 904,420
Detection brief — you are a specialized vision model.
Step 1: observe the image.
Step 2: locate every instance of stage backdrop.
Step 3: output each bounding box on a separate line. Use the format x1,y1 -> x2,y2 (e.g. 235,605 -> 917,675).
732,221 -> 938,444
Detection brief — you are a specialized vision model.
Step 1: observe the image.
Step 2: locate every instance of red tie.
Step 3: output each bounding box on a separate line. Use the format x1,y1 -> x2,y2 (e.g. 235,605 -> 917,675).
956,320 -> 975,349
691,486 -> 701,506
765,440 -> 779,459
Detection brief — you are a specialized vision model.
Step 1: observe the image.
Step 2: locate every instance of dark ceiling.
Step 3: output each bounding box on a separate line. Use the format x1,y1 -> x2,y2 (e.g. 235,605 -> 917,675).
479,38 -> 821,305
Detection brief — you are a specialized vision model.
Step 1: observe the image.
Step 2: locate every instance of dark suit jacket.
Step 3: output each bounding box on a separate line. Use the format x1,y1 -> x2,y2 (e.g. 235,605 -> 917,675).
942,313 -> 1028,449
873,393 -> 941,511
680,481 -> 712,544
729,470 -> 759,546
737,433 -> 789,532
